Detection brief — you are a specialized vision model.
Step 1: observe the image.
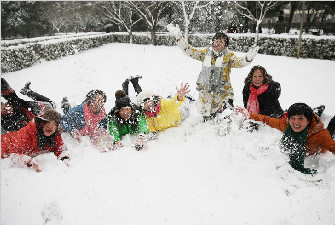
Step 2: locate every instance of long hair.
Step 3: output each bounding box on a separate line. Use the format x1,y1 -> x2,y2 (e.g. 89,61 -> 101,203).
108,103 -> 142,132
244,65 -> 273,87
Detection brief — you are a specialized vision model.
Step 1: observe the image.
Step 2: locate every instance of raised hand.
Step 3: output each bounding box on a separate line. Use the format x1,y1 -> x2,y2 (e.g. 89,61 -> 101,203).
246,45 -> 260,62
176,83 -> 191,101
167,23 -> 182,40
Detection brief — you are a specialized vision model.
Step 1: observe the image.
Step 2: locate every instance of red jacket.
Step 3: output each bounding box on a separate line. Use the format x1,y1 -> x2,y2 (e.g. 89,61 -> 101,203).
1,119 -> 64,161
250,113 -> 335,156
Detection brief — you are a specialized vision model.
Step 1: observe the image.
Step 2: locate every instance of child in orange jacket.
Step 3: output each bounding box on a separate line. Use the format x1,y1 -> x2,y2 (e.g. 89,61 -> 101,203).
247,103 -> 335,174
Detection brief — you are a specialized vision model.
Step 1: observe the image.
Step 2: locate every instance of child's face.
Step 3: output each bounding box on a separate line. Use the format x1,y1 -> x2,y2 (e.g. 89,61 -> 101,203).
143,99 -> 155,112
42,120 -> 57,136
288,114 -> 310,133
119,106 -> 132,120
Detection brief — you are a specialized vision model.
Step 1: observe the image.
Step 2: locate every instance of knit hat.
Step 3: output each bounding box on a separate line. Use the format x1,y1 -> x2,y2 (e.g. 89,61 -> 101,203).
115,90 -> 131,109
36,109 -> 62,125
137,90 -> 154,105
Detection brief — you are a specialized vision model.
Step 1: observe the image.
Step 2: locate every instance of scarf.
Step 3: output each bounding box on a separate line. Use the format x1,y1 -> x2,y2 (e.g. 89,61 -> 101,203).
37,128 -> 56,150
196,48 -> 228,91
246,84 -> 269,114
280,124 -> 316,174
144,102 -> 161,118
80,103 -> 107,137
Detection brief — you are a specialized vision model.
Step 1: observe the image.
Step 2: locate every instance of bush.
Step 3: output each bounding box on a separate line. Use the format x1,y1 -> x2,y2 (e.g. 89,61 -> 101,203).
2,32 -> 334,73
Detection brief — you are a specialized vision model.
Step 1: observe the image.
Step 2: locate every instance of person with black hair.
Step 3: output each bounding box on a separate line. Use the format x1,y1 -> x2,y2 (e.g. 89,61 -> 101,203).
243,65 -> 284,118
243,66 -> 325,120
60,90 -> 114,152
108,90 -> 148,151
245,103 -> 335,174
167,24 -> 259,122
1,109 -> 69,172
1,78 -> 55,133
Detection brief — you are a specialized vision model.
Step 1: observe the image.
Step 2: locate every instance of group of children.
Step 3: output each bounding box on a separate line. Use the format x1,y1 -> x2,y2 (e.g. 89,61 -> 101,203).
1,24 -> 335,174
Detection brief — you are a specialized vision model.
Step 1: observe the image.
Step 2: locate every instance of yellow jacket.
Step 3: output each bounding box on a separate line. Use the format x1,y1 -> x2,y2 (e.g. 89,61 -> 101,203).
145,95 -> 184,133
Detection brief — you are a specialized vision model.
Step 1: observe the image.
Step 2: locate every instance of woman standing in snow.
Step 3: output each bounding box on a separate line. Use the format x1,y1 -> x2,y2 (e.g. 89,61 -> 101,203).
1,109 -> 69,173
242,103 -> 335,174
243,65 -> 284,118
60,90 -> 114,152
1,78 -> 56,133
167,24 -> 259,121
108,90 -> 148,151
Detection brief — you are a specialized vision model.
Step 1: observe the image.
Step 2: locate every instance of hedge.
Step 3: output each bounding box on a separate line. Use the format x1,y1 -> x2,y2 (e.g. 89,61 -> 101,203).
1,32 -> 334,73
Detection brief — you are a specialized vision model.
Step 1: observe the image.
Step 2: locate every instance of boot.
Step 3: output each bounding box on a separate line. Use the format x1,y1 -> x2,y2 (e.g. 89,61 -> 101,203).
130,75 -> 142,95
20,81 -> 31,95
61,97 -> 71,114
313,105 -> 325,117
122,79 -> 130,96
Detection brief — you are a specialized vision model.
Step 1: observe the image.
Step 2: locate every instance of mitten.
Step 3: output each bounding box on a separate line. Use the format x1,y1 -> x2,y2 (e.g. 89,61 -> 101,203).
246,45 -> 259,62
166,24 -> 182,40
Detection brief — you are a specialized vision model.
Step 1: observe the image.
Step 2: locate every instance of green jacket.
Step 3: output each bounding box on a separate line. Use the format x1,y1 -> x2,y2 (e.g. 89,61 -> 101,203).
109,115 -> 148,142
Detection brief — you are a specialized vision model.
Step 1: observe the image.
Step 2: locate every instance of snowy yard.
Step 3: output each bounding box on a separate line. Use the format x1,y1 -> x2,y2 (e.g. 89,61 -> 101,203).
1,43 -> 335,225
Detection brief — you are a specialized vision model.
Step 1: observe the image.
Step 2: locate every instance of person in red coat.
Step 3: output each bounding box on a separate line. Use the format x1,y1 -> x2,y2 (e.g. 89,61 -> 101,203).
1,109 -> 68,172
245,103 -> 335,174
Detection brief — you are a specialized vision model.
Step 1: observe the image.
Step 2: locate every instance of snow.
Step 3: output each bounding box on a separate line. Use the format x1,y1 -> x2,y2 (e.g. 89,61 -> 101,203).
1,42 -> 335,225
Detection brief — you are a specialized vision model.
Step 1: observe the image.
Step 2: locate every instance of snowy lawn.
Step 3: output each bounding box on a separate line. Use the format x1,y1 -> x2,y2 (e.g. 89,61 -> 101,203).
1,43 -> 335,225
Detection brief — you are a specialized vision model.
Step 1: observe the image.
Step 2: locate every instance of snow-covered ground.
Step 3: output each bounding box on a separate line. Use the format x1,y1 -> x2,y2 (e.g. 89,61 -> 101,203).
1,43 -> 335,225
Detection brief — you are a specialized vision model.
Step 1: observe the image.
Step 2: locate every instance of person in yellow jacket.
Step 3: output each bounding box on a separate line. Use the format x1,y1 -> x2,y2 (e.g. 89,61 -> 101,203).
167,24 -> 259,122
137,83 -> 191,134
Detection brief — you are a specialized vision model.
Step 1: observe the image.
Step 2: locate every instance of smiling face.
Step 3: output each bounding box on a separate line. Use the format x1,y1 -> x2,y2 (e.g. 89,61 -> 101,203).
42,120 -> 58,136
89,94 -> 105,114
143,99 -> 155,112
212,38 -> 226,52
251,69 -> 264,87
288,115 -> 310,133
119,106 -> 132,120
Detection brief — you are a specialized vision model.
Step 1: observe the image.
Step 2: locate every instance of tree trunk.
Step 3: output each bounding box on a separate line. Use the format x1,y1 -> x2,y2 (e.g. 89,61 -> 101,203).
184,22 -> 189,44
129,29 -> 133,44
151,27 -> 156,46
287,1 -> 298,32
297,1 -> 305,59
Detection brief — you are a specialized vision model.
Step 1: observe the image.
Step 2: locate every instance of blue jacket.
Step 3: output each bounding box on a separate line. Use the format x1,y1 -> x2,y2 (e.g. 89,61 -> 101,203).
61,103 -> 107,133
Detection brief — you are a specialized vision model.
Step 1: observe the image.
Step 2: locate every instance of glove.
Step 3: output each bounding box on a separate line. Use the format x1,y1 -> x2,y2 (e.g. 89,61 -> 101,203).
113,141 -> 124,150
166,24 -> 182,40
135,136 -> 147,151
246,45 -> 259,62
96,134 -> 114,152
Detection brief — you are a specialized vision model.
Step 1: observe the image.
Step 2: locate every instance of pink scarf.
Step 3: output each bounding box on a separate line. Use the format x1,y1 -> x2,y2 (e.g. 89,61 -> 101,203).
144,102 -> 161,118
246,84 -> 269,114
80,104 -> 107,137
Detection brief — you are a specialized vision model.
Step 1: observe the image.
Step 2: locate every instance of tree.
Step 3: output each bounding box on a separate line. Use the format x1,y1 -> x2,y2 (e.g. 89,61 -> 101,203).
175,1 -> 210,43
127,1 -> 169,45
286,1 -> 299,32
95,1 -> 142,43
233,1 -> 282,44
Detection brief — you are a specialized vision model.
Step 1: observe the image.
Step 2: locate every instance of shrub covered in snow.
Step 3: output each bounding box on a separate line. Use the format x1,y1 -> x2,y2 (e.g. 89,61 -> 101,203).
1,32 -> 334,73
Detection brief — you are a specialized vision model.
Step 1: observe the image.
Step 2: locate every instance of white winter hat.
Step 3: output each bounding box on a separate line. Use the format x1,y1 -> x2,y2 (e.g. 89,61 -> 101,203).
137,90 -> 154,105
